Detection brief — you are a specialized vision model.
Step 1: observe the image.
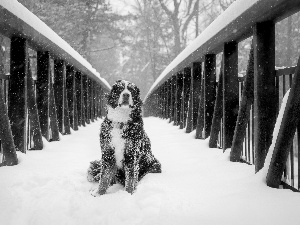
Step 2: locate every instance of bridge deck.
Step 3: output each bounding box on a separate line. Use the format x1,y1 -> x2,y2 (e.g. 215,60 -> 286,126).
0,118 -> 299,225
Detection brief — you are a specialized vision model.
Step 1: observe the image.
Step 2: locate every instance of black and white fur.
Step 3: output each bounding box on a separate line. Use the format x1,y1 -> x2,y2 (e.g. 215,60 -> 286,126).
88,80 -> 161,195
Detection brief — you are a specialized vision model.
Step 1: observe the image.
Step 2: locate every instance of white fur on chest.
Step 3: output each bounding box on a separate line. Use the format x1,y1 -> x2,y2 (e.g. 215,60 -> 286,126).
107,106 -> 132,123
107,105 -> 132,168
110,124 -> 126,168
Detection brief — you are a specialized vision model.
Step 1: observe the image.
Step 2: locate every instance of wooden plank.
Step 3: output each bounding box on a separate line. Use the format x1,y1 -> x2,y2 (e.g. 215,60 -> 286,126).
0,74 -> 8,80
204,54 -> 216,138
223,41 -> 239,150
8,36 -> 27,152
253,21 -> 277,172
266,55 -> 300,188
230,44 -> 254,162
276,66 -> 296,77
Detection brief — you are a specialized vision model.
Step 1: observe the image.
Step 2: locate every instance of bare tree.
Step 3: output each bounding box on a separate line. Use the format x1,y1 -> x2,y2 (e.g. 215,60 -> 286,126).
158,0 -> 200,56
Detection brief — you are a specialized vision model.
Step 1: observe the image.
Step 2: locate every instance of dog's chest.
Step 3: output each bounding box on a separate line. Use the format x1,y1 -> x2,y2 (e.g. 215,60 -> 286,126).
110,123 -> 126,168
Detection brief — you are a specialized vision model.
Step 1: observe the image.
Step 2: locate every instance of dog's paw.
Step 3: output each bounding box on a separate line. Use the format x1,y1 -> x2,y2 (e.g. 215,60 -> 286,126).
90,188 -> 105,197
87,172 -> 95,182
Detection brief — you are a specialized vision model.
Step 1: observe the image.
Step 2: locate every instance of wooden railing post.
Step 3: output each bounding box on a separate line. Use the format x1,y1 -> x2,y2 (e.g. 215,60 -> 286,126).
175,73 -> 183,126
36,51 -> 51,141
195,73 -> 205,139
8,36 -> 28,152
49,73 -> 60,141
86,78 -> 91,123
90,80 -> 95,122
169,77 -> 175,122
75,71 -> 82,127
54,60 -> 65,133
73,70 -> 78,131
186,62 -> 202,133
81,75 -> 86,126
99,86 -> 104,118
192,63 -> 202,130
83,75 -> 89,124
0,79 -> 18,165
230,44 -> 254,162
27,57 -> 43,149
54,59 -> 71,135
209,66 -> 224,148
66,65 -> 75,130
169,76 -> 176,123
266,56 -> 300,188
95,83 -> 100,119
223,41 -> 239,150
253,21 -> 276,172
181,67 -> 191,129
164,82 -> 169,119
166,79 -> 171,120
204,54 -> 216,138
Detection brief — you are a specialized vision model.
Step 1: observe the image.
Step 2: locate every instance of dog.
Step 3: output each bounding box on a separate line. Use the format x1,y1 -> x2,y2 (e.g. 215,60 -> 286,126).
87,80 -> 161,195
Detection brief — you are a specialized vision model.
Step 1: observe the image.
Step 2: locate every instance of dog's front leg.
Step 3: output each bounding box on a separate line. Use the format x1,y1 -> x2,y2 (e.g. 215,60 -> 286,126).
98,160 -> 117,194
124,141 -> 141,194
124,163 -> 139,194
91,159 -> 116,196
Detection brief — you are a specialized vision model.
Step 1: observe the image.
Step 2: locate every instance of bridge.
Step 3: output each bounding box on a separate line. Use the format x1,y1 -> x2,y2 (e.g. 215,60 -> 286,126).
0,0 -> 300,224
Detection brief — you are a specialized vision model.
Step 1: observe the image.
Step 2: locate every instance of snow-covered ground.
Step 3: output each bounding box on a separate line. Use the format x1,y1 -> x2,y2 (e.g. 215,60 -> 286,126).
0,117 -> 300,225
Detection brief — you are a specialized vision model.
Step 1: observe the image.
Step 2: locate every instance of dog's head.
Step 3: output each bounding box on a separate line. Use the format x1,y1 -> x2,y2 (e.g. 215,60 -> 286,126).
107,80 -> 142,109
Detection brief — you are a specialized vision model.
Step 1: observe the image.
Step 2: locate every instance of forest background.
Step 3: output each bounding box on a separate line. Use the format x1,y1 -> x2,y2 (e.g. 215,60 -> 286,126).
1,0 -> 300,99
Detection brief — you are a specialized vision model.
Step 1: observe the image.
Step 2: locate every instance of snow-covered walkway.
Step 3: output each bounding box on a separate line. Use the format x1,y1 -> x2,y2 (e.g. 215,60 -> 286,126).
0,117 -> 300,225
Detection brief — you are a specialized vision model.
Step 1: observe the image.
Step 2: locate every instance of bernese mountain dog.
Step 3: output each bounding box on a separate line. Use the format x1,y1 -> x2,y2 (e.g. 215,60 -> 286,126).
87,80 -> 161,196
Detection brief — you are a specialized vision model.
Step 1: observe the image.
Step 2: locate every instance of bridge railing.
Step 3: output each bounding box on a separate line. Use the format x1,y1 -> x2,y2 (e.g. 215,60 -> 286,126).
0,0 -> 110,166
143,0 -> 300,191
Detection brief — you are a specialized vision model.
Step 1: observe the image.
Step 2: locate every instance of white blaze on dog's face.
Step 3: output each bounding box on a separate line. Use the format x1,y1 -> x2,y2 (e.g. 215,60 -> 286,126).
118,80 -> 134,108
106,80 -> 141,123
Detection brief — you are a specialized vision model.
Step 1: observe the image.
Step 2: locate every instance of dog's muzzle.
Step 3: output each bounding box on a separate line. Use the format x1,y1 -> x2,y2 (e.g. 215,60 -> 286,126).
119,92 -> 133,107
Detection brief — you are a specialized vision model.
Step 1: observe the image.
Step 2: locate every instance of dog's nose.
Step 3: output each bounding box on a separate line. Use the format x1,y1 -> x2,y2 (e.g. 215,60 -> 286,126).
123,93 -> 130,100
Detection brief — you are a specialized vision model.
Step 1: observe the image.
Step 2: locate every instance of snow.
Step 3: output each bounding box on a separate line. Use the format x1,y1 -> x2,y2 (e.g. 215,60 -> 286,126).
144,0 -> 259,101
0,0 -> 111,91
1,117 -> 300,225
